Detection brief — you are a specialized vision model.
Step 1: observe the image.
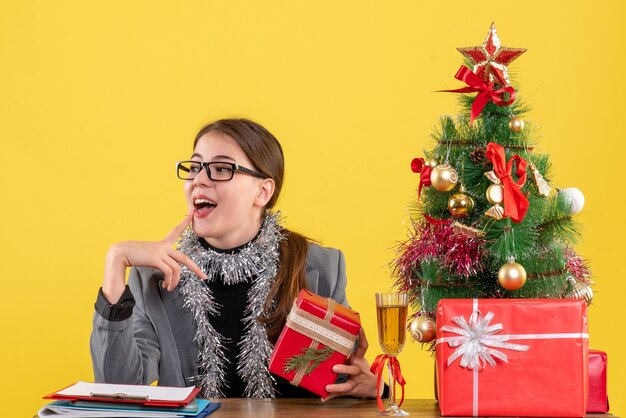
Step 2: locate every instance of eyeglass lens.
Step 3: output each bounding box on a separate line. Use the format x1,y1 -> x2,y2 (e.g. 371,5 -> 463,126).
177,161 -> 235,181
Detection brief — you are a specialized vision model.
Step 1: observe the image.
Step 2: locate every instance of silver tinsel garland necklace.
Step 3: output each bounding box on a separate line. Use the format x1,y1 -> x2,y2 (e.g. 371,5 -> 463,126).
177,213 -> 283,398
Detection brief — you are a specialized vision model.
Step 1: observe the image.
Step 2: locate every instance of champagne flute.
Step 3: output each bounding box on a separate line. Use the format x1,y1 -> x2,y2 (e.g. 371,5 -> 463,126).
375,292 -> 409,416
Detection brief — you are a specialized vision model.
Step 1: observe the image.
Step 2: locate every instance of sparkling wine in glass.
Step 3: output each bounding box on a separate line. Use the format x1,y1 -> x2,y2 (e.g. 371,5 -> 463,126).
376,293 -> 409,416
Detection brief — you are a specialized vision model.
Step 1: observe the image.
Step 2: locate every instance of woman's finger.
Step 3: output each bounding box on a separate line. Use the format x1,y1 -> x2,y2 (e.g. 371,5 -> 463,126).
162,256 -> 181,292
155,260 -> 174,290
332,364 -> 361,376
352,327 -> 369,359
325,381 -> 355,393
162,212 -> 194,244
321,393 -> 337,402
167,248 -> 207,280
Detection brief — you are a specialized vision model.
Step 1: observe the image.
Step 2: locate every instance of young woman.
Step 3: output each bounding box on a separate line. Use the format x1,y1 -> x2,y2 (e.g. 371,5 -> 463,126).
91,118 -> 378,399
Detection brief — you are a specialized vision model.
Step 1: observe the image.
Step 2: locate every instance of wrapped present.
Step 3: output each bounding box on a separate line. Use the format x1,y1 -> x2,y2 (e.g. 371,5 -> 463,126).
588,349 -> 609,413
268,289 -> 361,397
435,299 -> 589,417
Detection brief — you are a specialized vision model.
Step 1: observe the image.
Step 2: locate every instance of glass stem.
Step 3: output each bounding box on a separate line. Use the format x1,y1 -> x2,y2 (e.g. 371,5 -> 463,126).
388,358 -> 397,408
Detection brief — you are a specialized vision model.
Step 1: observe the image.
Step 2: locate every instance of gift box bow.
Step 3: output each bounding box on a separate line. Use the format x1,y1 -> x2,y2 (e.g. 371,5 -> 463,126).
437,309 -> 530,369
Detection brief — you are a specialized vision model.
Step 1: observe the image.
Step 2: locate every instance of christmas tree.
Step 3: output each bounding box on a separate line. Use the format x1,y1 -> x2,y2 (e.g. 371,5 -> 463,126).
393,23 -> 593,343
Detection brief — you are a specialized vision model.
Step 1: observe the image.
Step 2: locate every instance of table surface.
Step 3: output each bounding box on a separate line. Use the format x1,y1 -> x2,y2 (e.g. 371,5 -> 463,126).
211,398 -> 616,418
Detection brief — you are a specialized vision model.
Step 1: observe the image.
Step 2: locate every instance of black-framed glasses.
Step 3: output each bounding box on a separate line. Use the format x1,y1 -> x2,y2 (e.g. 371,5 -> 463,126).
176,160 -> 268,182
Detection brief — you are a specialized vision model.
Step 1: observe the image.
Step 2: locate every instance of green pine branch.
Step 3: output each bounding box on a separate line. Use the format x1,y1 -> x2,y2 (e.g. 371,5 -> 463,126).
283,346 -> 334,376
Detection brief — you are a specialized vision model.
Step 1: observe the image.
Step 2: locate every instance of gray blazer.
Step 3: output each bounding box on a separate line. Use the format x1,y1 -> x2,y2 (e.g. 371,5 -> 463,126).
90,243 -> 348,387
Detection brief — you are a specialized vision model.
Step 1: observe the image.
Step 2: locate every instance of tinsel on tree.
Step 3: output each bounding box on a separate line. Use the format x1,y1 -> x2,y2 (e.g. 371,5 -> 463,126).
393,23 -> 593,343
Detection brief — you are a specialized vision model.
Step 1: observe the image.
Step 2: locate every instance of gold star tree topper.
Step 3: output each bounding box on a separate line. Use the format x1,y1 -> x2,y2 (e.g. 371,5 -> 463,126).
457,23 -> 526,87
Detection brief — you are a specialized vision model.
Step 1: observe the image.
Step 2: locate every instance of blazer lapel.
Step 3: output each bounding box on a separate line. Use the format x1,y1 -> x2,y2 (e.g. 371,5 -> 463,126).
160,286 -> 199,385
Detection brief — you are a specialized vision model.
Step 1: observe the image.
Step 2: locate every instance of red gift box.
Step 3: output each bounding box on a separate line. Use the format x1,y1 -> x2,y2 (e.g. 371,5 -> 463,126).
436,299 -> 589,417
268,289 -> 361,397
588,349 -> 609,413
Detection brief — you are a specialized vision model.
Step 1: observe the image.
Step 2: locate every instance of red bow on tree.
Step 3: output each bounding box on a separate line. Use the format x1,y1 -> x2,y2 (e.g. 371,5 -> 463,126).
411,158 -> 432,203
440,66 -> 516,125
370,354 -> 406,413
485,142 -> 529,223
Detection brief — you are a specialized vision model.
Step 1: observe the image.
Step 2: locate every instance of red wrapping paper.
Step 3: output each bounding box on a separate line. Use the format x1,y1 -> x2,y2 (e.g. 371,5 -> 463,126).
587,349 -> 609,413
268,289 -> 360,397
436,299 -> 588,417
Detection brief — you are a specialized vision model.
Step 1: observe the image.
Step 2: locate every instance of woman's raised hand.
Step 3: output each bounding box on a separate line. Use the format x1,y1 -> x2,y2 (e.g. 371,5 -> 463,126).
102,212 -> 207,304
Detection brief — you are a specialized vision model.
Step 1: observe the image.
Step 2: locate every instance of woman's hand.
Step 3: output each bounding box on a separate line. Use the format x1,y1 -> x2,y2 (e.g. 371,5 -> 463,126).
102,212 -> 207,304
322,328 -> 382,401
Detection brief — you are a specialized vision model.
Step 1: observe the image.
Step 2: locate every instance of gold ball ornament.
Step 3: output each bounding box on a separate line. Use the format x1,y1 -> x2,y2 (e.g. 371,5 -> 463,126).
425,157 -> 439,168
430,163 -> 458,192
410,316 -> 436,343
486,184 -> 504,205
509,117 -> 525,132
498,261 -> 527,291
448,190 -> 475,217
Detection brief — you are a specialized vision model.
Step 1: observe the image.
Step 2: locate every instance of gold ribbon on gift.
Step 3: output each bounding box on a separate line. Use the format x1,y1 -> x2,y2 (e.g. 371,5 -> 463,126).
285,299 -> 358,386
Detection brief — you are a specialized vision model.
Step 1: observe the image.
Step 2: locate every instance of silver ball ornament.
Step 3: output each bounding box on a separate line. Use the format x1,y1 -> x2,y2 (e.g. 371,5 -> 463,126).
558,188 -> 585,214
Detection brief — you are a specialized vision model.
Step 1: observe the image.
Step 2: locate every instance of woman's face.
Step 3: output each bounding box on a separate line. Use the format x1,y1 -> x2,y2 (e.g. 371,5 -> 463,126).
185,131 -> 275,249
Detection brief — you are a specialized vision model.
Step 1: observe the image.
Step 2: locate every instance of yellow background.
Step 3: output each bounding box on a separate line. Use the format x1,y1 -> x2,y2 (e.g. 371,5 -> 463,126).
1,1 -> 624,416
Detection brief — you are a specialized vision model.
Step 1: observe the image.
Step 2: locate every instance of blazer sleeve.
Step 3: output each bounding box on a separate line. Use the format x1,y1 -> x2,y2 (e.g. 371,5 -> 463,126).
331,249 -> 349,307
307,243 -> 349,307
90,267 -> 161,385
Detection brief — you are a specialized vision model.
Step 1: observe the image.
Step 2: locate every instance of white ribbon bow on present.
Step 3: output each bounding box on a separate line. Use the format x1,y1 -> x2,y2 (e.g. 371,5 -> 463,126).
439,310 -> 530,369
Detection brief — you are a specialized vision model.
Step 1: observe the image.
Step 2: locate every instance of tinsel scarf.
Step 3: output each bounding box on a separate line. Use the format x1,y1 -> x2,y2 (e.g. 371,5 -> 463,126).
177,213 -> 283,398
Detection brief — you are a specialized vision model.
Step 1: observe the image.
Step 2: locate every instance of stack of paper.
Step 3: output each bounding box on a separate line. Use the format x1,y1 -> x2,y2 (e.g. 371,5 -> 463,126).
39,382 -> 220,418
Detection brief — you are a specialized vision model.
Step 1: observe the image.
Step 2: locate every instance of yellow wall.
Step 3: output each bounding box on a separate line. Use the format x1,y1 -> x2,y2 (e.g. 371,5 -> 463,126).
1,1 -> 624,416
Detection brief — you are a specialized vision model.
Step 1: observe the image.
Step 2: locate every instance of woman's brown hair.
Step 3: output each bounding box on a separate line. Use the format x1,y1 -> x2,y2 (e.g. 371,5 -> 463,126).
194,118 -> 309,343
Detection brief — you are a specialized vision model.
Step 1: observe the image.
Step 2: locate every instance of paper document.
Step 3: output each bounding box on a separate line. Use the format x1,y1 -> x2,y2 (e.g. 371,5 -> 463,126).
56,381 -> 195,402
